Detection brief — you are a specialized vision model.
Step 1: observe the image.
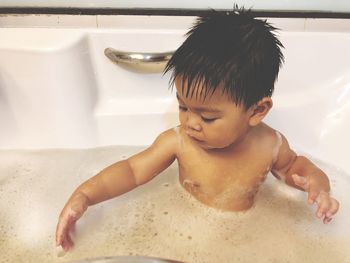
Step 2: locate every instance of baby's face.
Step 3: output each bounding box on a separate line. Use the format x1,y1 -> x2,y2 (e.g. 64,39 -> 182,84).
175,77 -> 252,150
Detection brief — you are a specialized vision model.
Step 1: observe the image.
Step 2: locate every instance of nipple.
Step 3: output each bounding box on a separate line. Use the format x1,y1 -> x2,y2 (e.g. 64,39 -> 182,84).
183,179 -> 200,188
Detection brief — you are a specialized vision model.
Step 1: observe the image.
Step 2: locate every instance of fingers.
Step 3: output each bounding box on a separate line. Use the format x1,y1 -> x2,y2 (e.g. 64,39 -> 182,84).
315,192 -> 330,218
56,217 -> 75,251
327,198 -> 340,217
61,231 -> 74,251
55,192 -> 89,251
323,198 -> 339,224
291,174 -> 339,224
56,209 -> 79,251
314,192 -> 339,224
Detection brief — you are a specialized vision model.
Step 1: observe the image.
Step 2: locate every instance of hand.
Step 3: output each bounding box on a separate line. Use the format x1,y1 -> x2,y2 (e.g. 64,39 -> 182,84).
56,192 -> 89,251
291,174 -> 339,224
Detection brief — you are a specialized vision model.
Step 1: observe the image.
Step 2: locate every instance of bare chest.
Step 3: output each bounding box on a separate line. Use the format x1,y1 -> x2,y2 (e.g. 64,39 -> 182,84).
177,147 -> 272,211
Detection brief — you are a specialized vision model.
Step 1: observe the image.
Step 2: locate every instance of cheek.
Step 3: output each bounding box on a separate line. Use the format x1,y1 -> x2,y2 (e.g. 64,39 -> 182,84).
179,112 -> 186,124
205,122 -> 236,143
206,124 -> 233,141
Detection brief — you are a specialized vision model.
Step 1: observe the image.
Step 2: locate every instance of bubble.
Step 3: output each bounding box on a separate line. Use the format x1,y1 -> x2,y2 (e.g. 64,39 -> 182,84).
1,147 -> 350,263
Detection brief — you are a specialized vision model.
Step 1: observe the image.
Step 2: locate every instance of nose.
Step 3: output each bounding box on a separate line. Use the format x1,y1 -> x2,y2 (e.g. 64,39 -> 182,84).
186,111 -> 202,132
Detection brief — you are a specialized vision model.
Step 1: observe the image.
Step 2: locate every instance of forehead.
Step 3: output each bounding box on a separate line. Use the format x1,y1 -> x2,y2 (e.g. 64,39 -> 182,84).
174,76 -> 231,105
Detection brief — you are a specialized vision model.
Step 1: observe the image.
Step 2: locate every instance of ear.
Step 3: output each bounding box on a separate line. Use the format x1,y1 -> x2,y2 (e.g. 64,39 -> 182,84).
248,97 -> 273,126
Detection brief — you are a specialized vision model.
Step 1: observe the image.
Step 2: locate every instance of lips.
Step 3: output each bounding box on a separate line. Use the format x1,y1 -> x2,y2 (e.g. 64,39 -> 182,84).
191,136 -> 204,143
186,131 -> 204,143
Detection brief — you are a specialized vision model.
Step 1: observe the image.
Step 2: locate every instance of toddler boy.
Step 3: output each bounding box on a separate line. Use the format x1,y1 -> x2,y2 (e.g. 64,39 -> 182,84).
56,8 -> 339,251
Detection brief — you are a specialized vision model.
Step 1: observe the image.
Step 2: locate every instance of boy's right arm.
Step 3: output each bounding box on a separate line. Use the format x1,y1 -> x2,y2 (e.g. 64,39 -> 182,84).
56,129 -> 178,251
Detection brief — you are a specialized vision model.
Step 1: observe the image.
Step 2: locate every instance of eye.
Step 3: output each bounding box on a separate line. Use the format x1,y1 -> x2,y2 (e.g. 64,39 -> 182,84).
201,116 -> 217,123
179,105 -> 188,112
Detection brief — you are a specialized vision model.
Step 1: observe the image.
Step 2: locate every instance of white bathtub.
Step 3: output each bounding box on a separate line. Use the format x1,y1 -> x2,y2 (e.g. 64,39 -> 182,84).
0,15 -> 349,263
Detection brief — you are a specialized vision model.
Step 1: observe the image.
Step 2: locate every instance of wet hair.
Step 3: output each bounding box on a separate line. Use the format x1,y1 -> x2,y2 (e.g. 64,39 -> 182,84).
164,6 -> 284,109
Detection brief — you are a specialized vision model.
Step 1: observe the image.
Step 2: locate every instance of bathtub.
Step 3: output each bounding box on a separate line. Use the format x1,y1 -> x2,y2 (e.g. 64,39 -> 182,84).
0,15 -> 349,263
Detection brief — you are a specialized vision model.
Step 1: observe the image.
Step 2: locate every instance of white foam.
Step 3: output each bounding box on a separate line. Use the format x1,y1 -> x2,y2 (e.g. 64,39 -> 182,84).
0,147 -> 349,262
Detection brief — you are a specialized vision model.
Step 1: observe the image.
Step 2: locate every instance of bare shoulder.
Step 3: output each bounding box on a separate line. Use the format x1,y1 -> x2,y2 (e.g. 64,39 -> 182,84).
257,123 -> 292,150
251,123 -> 295,166
258,122 -> 276,135
153,127 -> 179,145
262,125 -> 297,172
253,122 -> 280,145
128,127 -> 179,185
151,127 -> 181,156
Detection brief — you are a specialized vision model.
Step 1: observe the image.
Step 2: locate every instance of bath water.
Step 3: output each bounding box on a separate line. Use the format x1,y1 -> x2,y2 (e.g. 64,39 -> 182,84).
0,146 -> 349,263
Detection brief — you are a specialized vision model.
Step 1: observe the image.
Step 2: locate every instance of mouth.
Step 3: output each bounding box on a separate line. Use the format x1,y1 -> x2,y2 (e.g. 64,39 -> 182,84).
185,131 -> 217,150
186,132 -> 204,143
190,136 -> 204,143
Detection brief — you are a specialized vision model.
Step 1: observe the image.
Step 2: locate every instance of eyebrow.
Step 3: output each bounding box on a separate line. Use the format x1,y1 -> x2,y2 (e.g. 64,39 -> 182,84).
176,93 -> 222,113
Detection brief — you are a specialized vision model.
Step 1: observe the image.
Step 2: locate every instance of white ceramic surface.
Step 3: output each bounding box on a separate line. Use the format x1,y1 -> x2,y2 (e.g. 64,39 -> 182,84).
0,16 -> 349,263
0,16 -> 349,174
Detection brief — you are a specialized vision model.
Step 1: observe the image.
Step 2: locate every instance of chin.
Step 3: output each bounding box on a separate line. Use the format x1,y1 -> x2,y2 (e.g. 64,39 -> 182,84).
202,145 -> 216,150
194,140 -> 216,150
205,141 -> 237,150
191,136 -> 234,150
201,142 -> 227,150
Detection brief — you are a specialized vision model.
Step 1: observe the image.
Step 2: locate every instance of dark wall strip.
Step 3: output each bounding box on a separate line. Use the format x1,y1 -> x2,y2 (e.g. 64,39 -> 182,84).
0,7 -> 350,19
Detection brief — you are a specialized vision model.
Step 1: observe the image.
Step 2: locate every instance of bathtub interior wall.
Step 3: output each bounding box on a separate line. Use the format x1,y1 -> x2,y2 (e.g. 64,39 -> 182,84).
266,32 -> 350,175
0,29 -> 98,148
1,15 -> 350,263
0,17 -> 198,149
87,29 -> 185,146
0,16 -> 350,175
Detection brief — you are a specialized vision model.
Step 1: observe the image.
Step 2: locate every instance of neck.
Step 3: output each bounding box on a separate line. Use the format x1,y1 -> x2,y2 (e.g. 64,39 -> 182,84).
208,126 -> 253,154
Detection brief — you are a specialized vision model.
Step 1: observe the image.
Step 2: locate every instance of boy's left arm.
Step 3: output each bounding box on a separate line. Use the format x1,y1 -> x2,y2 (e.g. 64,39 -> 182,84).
271,133 -> 339,224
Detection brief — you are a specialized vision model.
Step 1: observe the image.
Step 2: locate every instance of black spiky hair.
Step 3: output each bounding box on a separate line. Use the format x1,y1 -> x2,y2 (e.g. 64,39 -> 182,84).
164,6 -> 284,109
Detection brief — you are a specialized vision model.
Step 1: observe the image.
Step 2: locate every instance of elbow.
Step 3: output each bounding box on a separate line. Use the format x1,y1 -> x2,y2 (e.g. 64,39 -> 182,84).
125,159 -> 149,187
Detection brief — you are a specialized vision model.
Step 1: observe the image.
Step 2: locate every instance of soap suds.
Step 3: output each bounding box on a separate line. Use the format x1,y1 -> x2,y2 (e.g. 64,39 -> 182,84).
0,147 -> 349,263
